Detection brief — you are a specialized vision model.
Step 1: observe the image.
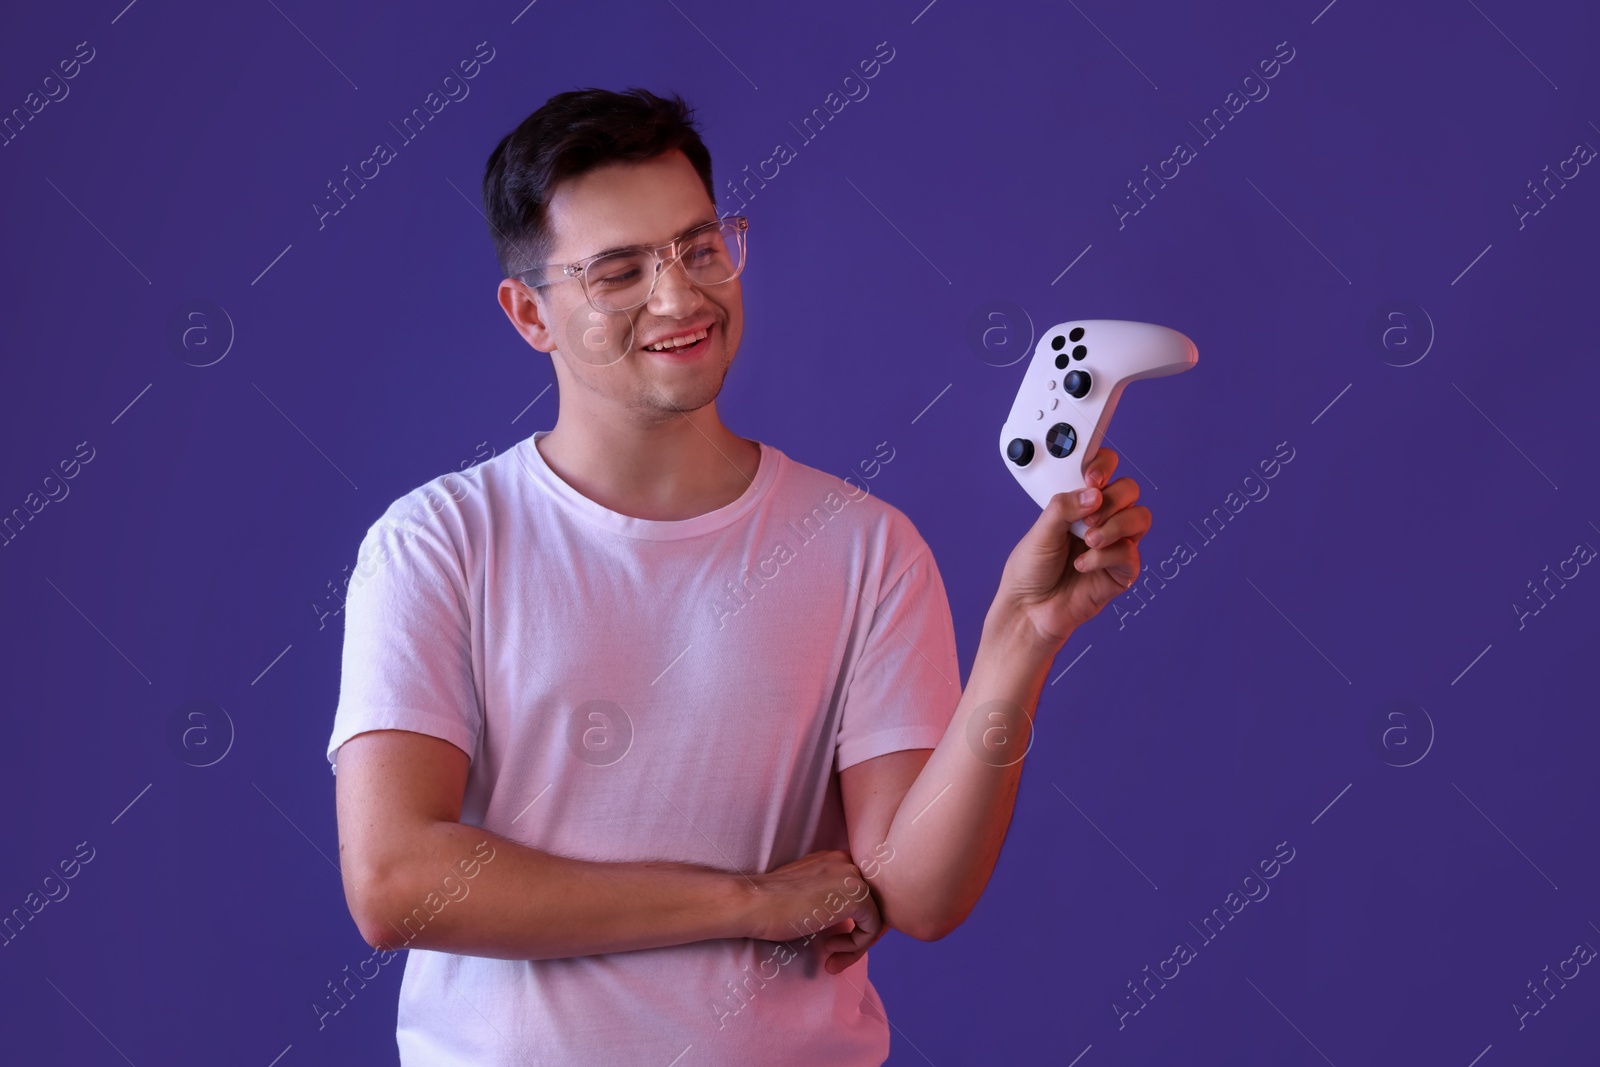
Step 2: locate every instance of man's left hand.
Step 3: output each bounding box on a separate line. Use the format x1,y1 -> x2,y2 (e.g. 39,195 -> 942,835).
991,449 -> 1151,651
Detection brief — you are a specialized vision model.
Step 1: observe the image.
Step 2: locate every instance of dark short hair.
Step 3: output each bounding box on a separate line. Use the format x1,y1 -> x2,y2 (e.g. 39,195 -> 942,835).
481,87 -> 717,281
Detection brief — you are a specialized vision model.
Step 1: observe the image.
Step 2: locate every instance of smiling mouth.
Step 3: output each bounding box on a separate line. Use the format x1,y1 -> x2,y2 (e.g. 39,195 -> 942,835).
642,323 -> 714,357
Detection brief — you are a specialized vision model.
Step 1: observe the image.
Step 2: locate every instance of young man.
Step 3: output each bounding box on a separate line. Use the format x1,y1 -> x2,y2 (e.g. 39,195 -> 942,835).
327,88 -> 1149,1065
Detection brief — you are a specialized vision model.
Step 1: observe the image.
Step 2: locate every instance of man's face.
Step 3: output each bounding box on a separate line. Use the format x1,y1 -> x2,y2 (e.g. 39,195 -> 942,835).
503,149 -> 744,425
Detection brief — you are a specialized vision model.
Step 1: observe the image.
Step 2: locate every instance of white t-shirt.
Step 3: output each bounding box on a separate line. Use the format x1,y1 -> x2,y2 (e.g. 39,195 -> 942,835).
326,429 -> 962,1066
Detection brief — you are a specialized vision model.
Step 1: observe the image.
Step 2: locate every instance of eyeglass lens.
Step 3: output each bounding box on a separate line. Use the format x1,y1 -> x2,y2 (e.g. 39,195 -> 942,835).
583,219 -> 744,312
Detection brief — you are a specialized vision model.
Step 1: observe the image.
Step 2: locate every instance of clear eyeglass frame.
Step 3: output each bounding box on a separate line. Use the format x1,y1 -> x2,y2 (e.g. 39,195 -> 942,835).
515,215 -> 749,314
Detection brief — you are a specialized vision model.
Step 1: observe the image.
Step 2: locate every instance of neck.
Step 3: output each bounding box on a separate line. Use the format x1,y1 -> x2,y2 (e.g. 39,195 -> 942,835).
536,407 -> 760,521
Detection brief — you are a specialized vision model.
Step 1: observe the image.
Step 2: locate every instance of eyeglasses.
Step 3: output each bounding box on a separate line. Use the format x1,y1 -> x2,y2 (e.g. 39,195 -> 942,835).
517,215 -> 749,314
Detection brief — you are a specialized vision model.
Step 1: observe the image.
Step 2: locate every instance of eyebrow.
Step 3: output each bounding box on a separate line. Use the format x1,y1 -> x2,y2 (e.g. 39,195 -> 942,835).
582,216 -> 720,260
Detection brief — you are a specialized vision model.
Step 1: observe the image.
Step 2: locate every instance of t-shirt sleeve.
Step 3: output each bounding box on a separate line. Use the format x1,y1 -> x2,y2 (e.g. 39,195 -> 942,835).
834,531 -> 962,772
325,516 -> 481,775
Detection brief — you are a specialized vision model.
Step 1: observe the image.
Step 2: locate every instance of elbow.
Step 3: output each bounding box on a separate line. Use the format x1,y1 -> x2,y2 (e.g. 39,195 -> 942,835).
890,902 -> 956,943
349,888 -> 392,951
903,897 -> 975,942
905,915 -> 955,942
342,858 -> 404,950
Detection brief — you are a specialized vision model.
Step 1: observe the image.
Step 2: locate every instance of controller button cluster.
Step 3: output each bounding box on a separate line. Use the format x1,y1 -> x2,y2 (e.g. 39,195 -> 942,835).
1052,327 -> 1090,368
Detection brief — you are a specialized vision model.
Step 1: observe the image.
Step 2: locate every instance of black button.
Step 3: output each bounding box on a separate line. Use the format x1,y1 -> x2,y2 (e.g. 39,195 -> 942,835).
1046,423 -> 1077,458
1069,327 -> 1085,342
1072,345 -> 1087,360
1063,370 -> 1091,398
1051,335 -> 1066,351
1006,438 -> 1034,466
1054,353 -> 1069,369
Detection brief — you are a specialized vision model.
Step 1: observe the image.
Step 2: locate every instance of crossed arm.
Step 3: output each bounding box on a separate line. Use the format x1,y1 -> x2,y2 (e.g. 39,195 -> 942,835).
337,455 -> 1143,962
334,603 -> 1060,963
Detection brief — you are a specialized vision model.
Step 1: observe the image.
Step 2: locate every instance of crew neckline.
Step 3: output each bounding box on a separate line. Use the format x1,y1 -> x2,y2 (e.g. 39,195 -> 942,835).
515,430 -> 780,541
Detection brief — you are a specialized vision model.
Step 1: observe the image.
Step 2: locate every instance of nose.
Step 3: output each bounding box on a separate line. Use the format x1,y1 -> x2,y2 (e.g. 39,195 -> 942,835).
645,252 -> 704,317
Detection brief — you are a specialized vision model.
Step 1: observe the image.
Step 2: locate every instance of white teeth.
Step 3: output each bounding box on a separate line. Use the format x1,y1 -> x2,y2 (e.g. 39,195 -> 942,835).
645,327 -> 708,351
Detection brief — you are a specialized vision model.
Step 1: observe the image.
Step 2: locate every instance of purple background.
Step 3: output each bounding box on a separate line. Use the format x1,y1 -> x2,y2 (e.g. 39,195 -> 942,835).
3,0 -> 1597,1063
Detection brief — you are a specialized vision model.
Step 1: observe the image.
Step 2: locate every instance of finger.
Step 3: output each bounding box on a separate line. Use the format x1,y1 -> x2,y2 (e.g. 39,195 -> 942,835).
1084,448 -> 1120,489
1082,505 -> 1152,550
1082,477 -> 1140,528
823,922 -> 885,971
1073,541 -> 1141,586
1046,485 -> 1103,529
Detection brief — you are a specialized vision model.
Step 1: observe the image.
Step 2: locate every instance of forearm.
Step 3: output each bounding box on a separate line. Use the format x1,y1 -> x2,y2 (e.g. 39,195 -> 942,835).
359,820 -> 756,960
869,604 -> 1061,939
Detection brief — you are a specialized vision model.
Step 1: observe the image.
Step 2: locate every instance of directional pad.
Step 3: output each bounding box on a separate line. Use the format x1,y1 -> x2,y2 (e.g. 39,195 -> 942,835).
1046,422 -> 1077,458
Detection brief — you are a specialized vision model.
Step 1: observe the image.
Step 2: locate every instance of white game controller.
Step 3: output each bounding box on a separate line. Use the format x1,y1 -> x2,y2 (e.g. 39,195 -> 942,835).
999,319 -> 1198,538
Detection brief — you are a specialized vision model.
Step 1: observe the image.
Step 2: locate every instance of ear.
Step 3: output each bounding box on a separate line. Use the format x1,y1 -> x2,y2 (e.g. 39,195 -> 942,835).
498,278 -> 557,353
